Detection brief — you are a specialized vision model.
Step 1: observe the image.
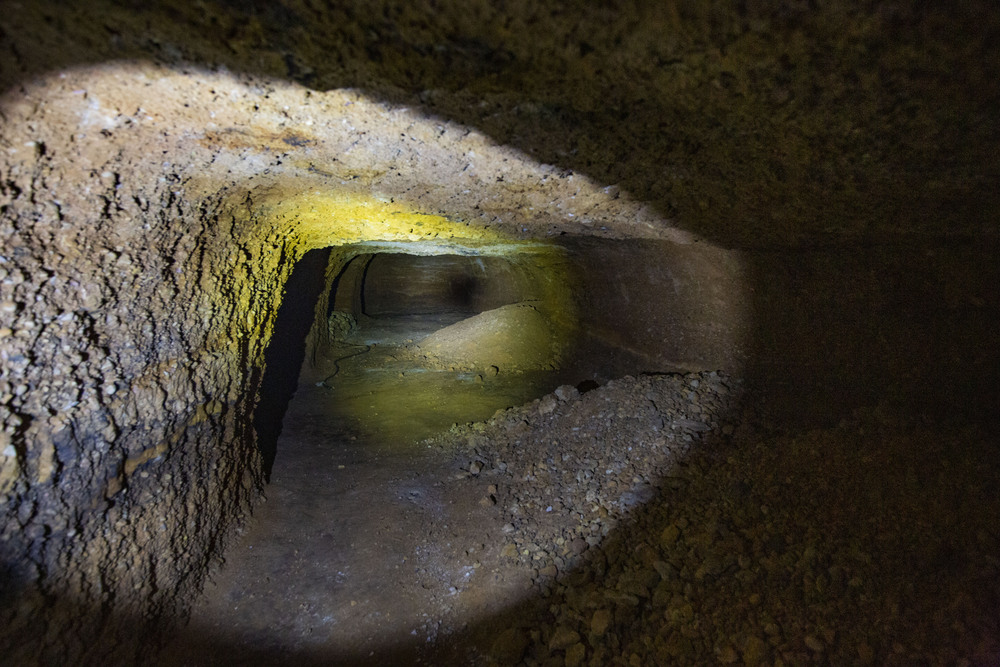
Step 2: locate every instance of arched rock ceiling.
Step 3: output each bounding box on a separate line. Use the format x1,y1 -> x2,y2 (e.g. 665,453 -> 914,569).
2,62 -> 703,253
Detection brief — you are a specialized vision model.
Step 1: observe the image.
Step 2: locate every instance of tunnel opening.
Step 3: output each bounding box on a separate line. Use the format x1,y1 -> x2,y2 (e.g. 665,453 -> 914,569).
325,250 -> 545,346
290,243 -> 582,450
173,232 -> 756,665
257,235 -> 749,465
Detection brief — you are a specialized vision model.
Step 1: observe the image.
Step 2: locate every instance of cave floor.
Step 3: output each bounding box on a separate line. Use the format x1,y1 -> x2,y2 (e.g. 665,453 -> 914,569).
157,312 -> 1000,666
159,314 -> 569,665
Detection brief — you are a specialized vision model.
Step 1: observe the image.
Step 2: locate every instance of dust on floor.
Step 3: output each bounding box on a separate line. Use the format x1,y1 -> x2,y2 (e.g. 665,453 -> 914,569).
160,315 -> 1000,666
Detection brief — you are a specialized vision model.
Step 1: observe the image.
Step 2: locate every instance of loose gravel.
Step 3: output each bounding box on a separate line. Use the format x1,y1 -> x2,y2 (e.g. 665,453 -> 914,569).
426,371 -> 1000,666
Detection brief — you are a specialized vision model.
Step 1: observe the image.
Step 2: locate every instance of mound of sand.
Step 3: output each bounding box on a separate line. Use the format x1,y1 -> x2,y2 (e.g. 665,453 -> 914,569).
413,302 -> 556,371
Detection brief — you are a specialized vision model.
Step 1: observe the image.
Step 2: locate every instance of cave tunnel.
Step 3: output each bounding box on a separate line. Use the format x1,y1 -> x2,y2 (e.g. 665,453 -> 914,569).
255,244 -> 568,476
257,236 -> 744,469
2,1 -> 1000,665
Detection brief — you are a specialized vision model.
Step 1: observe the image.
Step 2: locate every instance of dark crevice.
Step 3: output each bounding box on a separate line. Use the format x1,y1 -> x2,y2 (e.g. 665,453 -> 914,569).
358,252 -> 374,316
253,247 -> 331,481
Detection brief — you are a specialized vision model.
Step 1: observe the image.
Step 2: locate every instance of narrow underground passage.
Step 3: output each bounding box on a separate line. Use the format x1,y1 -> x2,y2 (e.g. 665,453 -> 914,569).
256,243 -> 589,472
310,247 -> 585,446
160,236 -> 740,664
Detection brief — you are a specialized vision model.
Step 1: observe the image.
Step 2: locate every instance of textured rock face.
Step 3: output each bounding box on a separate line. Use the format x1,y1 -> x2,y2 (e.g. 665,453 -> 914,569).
0,70 -> 283,663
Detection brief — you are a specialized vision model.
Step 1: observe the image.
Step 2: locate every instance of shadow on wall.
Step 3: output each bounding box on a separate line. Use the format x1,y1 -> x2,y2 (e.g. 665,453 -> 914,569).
253,247 -> 331,481
744,242 -> 1000,427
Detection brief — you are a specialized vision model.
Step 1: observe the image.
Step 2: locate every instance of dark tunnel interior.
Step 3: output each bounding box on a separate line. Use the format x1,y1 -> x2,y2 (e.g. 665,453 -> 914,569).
256,247 -> 557,476
255,237 -> 750,476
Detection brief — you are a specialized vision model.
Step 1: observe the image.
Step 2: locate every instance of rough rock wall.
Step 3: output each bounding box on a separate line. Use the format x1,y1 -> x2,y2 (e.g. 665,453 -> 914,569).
563,237 -> 748,374
2,0 -> 996,661
0,83 -> 294,662
3,1 -> 996,249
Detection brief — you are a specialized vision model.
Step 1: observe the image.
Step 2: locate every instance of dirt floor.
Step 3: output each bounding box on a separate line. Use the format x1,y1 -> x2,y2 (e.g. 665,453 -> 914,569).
158,312 -> 572,665
159,312 -> 1000,666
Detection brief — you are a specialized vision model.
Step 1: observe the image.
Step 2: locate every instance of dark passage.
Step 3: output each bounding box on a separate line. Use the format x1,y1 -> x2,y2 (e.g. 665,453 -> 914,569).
253,247 -> 331,480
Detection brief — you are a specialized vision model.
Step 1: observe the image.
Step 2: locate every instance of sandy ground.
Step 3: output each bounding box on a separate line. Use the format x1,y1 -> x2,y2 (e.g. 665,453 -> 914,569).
159,313 -> 565,665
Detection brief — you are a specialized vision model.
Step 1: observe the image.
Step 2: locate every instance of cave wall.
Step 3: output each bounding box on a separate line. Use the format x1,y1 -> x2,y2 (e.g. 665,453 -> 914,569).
329,252 -> 373,318
361,254 -> 536,316
0,157 -> 286,662
254,247 -> 333,480
561,237 -> 749,376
